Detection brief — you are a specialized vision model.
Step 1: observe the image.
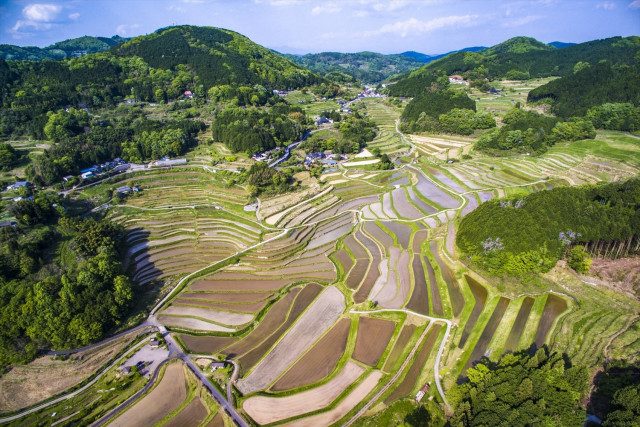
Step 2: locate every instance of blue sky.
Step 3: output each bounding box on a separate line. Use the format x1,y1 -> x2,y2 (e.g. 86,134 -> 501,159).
0,0 -> 639,54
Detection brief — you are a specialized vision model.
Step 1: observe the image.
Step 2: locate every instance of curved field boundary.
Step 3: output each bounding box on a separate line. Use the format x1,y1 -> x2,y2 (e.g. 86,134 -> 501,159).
161,306 -> 254,326
333,249 -> 354,277
406,255 -> 430,315
424,256 -> 443,316
353,231 -> 383,303
243,361 -> 365,424
534,294 -> 569,347
178,292 -> 272,303
460,297 -> 511,378
158,316 -> 236,333
272,318 -> 351,391
344,235 -> 368,260
430,241 -> 464,317
414,173 -> 460,210
412,230 -> 427,253
163,396 -> 208,427
364,222 -> 394,251
352,317 -> 397,367
391,188 -> 424,219
382,221 -> 413,249
237,286 -> 346,395
345,259 -> 370,290
406,187 -> 437,215
382,324 -> 418,373
281,370 -> 384,427
503,297 -> 535,353
236,284 -> 323,371
384,323 -> 442,404
178,335 -> 237,354
458,275 -> 489,348
173,299 -> 268,313
109,362 -> 187,427
222,289 -> 301,358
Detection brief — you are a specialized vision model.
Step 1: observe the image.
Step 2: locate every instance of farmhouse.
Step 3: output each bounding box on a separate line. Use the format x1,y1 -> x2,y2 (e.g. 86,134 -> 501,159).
153,158 -> 188,167
415,384 -> 430,402
315,117 -> 333,126
6,181 -> 31,191
117,186 -> 132,195
448,75 -> 469,85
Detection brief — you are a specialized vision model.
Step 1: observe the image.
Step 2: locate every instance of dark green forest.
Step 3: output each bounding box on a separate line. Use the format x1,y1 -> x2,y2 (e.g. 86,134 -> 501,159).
400,87 -> 477,133
450,348 -> 589,427
456,178 -> 640,276
0,35 -> 128,61
527,62 -> 640,118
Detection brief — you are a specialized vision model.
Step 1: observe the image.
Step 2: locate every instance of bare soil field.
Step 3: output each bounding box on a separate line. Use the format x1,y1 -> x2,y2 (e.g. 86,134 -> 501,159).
406,255 -> 430,315
412,230 -> 427,253
282,370 -> 384,427
377,250 -> 411,309
237,284 -> 323,371
158,316 -> 235,332
346,259 -> 370,289
237,286 -> 346,395
344,234 -> 368,259
504,297 -> 535,352
353,317 -> 396,366
190,278 -> 289,291
382,221 -> 413,249
173,299 -> 268,313
223,289 -> 301,358
370,247 -> 400,305
243,361 -> 365,424
383,324 -> 418,372
588,257 -> 640,296
161,306 -> 254,326
272,318 -> 351,391
430,241 -> 464,317
461,297 -> 511,377
425,256 -> 443,316
364,222 -> 394,251
180,291 -> 273,303
353,240 -> 383,303
111,362 -> 187,427
0,329 -> 140,412
334,249 -> 354,275
534,294 -> 568,347
391,188 -> 423,219
206,412 -> 225,427
385,323 -> 442,404
164,397 -> 208,427
179,335 -> 238,354
458,275 -> 489,348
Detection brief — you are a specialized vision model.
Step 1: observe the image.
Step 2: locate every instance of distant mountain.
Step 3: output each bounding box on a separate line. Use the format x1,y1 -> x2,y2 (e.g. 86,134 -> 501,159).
284,51 -> 424,83
549,41 -> 576,49
389,36 -> 640,96
398,47 -> 487,64
0,35 -> 128,61
399,51 -> 433,63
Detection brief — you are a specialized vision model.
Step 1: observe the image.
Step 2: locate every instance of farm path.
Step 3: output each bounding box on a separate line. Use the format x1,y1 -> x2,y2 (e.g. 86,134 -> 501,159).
341,320 -> 433,427
349,309 -> 452,409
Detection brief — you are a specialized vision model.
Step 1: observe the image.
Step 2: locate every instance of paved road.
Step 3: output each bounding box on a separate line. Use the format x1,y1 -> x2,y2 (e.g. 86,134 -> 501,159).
44,322 -> 153,356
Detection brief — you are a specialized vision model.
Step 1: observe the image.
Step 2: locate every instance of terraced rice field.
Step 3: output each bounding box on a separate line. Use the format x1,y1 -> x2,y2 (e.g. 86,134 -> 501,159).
458,276 -> 489,348
430,241 -> 465,317
534,294 -> 568,347
271,318 -> 351,391
352,317 -> 396,366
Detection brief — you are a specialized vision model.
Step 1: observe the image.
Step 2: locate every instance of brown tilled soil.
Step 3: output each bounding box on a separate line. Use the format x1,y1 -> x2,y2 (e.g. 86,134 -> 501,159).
179,335 -> 238,354
534,294 -> 568,347
406,255 -> 430,315
346,259 -> 370,289
190,278 -> 289,291
110,362 -> 187,427
271,318 -> 351,391
173,299 -> 268,313
503,297 -> 535,353
430,241 -> 464,317
334,249 -> 354,275
383,324 -> 418,372
353,317 -> 396,366
587,257 -> 640,297
385,324 -> 442,404
425,256 -> 443,316
458,275 -> 489,348
206,411 -> 225,427
163,397 -> 208,427
180,291 -> 273,303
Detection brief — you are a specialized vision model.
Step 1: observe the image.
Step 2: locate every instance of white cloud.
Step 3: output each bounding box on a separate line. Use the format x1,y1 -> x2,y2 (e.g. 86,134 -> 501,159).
23,3 -> 61,22
312,4 -> 341,15
116,24 -> 141,36
372,0 -> 408,12
629,0 -> 640,8
365,15 -> 480,37
254,0 -> 301,5
352,10 -> 370,18
69,12 -> 80,20
597,1 -> 617,9
501,15 -> 542,27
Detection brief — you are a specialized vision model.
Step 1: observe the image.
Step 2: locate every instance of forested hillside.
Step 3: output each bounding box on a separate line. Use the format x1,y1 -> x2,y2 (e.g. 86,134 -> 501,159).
456,178 -> 640,276
0,35 -> 128,61
527,62 -> 640,117
391,36 -> 640,84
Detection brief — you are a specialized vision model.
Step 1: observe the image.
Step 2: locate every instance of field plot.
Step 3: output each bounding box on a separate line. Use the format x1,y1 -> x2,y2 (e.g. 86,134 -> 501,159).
353,316 -> 396,366
383,324 -> 418,372
334,249 -> 354,275
406,187 -> 438,214
461,297 -> 511,377
503,297 -> 535,352
282,370 -> 384,427
235,284 -> 323,371
425,256 -> 443,316
111,362 -> 187,427
353,229 -> 384,303
374,249 -> 411,309
243,361 -> 365,424
406,255 -> 430,315
158,316 -> 236,333
272,318 -> 351,391
385,324 -> 442,404
364,222 -> 394,252
412,169 -> 461,209
382,221 -> 413,249
237,286 -> 345,394
534,294 -> 568,347
161,305 -> 254,326
409,134 -> 473,159
173,298 -> 268,313
430,241 -> 464,317
458,275 -> 489,348
164,397 -> 208,427
178,335 -> 237,354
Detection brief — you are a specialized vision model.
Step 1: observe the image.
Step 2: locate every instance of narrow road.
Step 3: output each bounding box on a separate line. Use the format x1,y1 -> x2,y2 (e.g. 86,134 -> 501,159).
44,322 -> 153,356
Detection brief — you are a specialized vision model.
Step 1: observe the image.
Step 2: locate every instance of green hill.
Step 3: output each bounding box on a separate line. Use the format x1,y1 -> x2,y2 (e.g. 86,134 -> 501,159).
284,51 -> 423,83
0,35 -> 128,61
389,36 -> 640,94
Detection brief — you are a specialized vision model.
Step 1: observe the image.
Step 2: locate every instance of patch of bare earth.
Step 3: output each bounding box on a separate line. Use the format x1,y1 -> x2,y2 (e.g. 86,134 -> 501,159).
587,257 -> 640,298
0,330 -> 140,412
